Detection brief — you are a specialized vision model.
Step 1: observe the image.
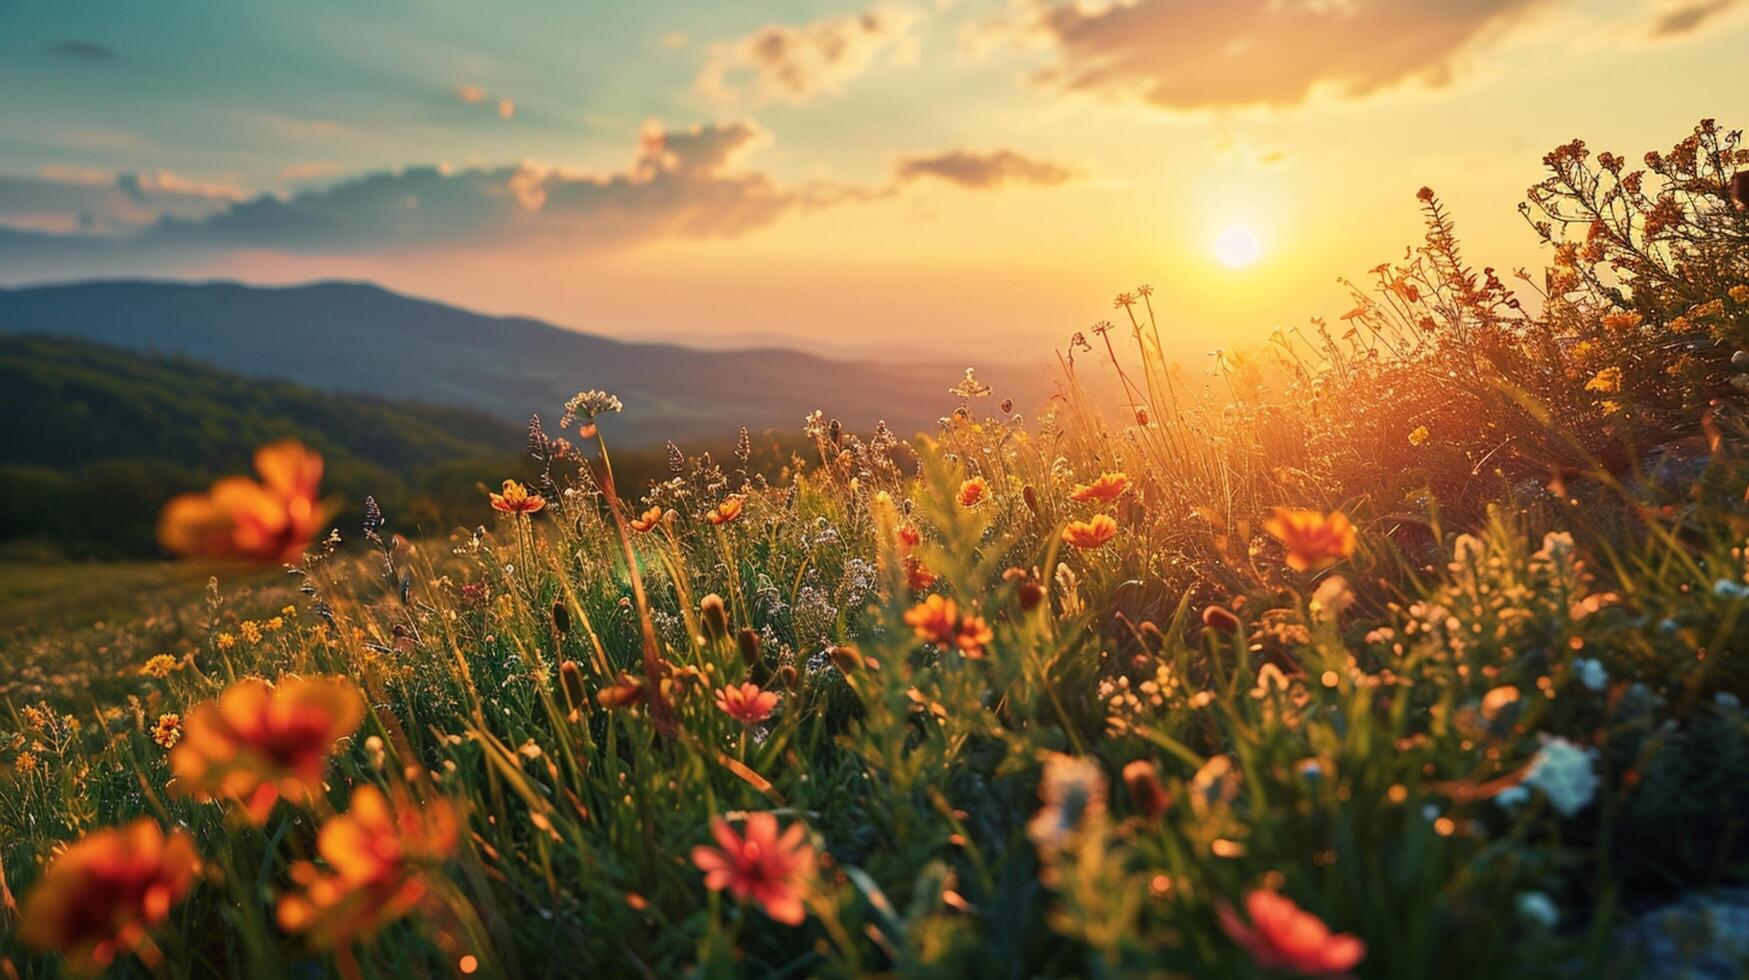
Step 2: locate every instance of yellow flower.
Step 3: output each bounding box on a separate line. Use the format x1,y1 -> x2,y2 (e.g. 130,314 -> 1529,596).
239,621 -> 263,645
1408,425 -> 1430,447
1584,366 -> 1623,394
15,751 -> 38,774
152,714 -> 182,749
215,633 -> 237,651
140,655 -> 180,679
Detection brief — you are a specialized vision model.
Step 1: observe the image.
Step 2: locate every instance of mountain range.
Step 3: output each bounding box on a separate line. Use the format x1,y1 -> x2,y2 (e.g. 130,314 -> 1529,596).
0,280 -> 1051,444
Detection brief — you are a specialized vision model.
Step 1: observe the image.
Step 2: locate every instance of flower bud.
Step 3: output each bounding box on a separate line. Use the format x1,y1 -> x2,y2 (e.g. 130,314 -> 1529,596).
700,593 -> 730,641
1201,605 -> 1241,633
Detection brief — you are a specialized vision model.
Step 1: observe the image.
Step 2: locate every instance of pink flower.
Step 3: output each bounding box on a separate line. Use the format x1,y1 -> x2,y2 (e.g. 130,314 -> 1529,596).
1219,889 -> 1366,975
715,683 -> 779,726
691,813 -> 814,925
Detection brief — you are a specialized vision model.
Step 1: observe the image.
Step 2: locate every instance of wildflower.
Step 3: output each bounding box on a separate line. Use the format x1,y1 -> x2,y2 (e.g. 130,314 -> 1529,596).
1572,658 -> 1607,691
239,621 -> 263,645
20,819 -> 200,975
596,673 -> 646,710
15,751 -> 38,774
140,655 -> 180,679
691,813 -> 815,926
1264,508 -> 1357,572
1730,285 -> 1749,305
1408,425 -> 1430,447
1070,472 -> 1129,503
1523,737 -> 1598,817
215,632 -> 237,651
1062,514 -> 1119,549
277,784 -> 460,949
630,505 -> 665,533
897,523 -> 923,552
169,677 -> 365,824
903,595 -> 992,658
705,497 -> 745,525
1602,310 -> 1644,331
716,683 -> 779,726
903,556 -> 938,591
1027,753 -> 1107,857
1584,366 -> 1623,394
561,389 -> 624,427
489,479 -> 545,514
1218,889 -> 1366,976
152,714 -> 182,749
956,476 -> 989,507
158,440 -> 327,563
1121,759 -> 1170,819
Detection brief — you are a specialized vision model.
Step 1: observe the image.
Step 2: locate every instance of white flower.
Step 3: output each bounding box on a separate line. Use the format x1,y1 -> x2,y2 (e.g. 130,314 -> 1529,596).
1515,891 -> 1559,929
1573,657 -> 1607,692
1712,578 -> 1749,599
1524,737 -> 1598,817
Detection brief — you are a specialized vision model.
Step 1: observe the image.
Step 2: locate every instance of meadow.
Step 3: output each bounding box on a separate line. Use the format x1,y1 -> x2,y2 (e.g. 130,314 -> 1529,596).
2,119 -> 1748,978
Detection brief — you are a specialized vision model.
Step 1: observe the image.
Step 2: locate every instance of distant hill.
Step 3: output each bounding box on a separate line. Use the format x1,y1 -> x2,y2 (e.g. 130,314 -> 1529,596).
0,333 -> 525,558
0,280 -> 1050,444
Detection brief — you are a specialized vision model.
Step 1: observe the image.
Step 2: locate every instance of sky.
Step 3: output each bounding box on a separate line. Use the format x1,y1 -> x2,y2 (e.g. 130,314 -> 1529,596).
2,0 -> 1746,362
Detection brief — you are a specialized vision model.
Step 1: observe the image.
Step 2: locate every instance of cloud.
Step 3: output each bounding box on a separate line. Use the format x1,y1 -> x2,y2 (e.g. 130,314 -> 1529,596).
52,40 -> 118,62
453,84 -> 516,120
893,149 -> 1078,188
698,6 -> 921,104
1,121 -> 842,263
985,0 -> 1551,111
1646,0 -> 1743,37
0,168 -> 240,236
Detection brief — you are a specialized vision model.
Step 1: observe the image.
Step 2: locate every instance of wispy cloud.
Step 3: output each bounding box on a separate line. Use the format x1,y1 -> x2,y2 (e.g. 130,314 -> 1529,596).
0,168 -> 240,236
1646,0 -> 1744,37
698,6 -> 921,104
894,149 -> 1078,189
453,84 -> 516,120
51,40 -> 118,62
981,0 -> 1552,111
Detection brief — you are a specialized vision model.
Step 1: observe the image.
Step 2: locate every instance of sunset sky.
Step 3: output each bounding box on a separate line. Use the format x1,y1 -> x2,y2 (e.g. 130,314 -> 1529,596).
3,0 -> 1746,361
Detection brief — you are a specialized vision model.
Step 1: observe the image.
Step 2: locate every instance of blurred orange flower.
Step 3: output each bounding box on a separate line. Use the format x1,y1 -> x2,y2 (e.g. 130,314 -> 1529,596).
691,813 -> 815,925
706,496 -> 745,525
1218,889 -> 1366,975
715,683 -> 779,726
1070,472 -> 1129,503
489,479 -> 545,514
169,677 -> 365,824
904,555 -> 938,591
1263,508 -> 1356,572
1062,514 -> 1118,549
20,818 -> 200,975
277,784 -> 460,949
158,440 -> 327,564
630,505 -> 665,533
956,477 -> 989,507
596,673 -> 646,710
903,595 -> 993,658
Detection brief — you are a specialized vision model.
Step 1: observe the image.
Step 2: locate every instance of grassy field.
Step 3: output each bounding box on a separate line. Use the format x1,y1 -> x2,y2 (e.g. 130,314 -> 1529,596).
0,120 -> 1746,978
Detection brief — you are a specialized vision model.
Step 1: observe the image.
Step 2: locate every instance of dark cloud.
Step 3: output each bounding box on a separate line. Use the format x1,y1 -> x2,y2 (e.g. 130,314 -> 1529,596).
987,0 -> 1550,111
0,170 -> 238,235
894,149 -> 1078,189
52,40 -> 118,61
0,121 -> 849,264
699,6 -> 920,104
1647,0 -> 1742,37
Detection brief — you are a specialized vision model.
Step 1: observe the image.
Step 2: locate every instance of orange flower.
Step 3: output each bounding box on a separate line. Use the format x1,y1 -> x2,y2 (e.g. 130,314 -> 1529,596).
904,556 -> 938,591
277,784 -> 460,949
151,713 -> 182,749
903,595 -> 992,659
1070,472 -> 1129,503
1062,514 -> 1118,549
596,673 -> 646,710
706,496 -> 745,525
20,819 -> 200,975
169,677 -> 364,824
630,505 -> 665,533
158,440 -> 328,564
1263,508 -> 1356,572
489,479 -> 545,514
1218,889 -> 1366,975
956,477 -> 989,507
715,683 -> 780,726
691,813 -> 815,926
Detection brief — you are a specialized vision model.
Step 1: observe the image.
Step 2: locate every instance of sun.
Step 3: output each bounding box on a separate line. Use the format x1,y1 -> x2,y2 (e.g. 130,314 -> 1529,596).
1213,225 -> 1263,268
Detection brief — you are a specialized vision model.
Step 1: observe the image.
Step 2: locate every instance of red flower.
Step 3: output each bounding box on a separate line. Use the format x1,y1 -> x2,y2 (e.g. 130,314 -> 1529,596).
715,683 -> 779,726
1062,514 -> 1118,549
1219,889 -> 1366,975
956,477 -> 989,507
20,819 -> 201,975
691,813 -> 815,925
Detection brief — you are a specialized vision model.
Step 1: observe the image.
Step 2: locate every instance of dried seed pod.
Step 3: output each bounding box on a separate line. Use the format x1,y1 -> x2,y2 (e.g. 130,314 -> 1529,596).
700,593 -> 730,641
1123,759 -> 1171,819
559,660 -> 586,716
1202,605 -> 1241,633
552,601 -> 571,636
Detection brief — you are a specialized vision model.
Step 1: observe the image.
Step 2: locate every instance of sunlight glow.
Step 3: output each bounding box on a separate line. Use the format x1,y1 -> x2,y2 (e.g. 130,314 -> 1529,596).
1213,225 -> 1263,268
